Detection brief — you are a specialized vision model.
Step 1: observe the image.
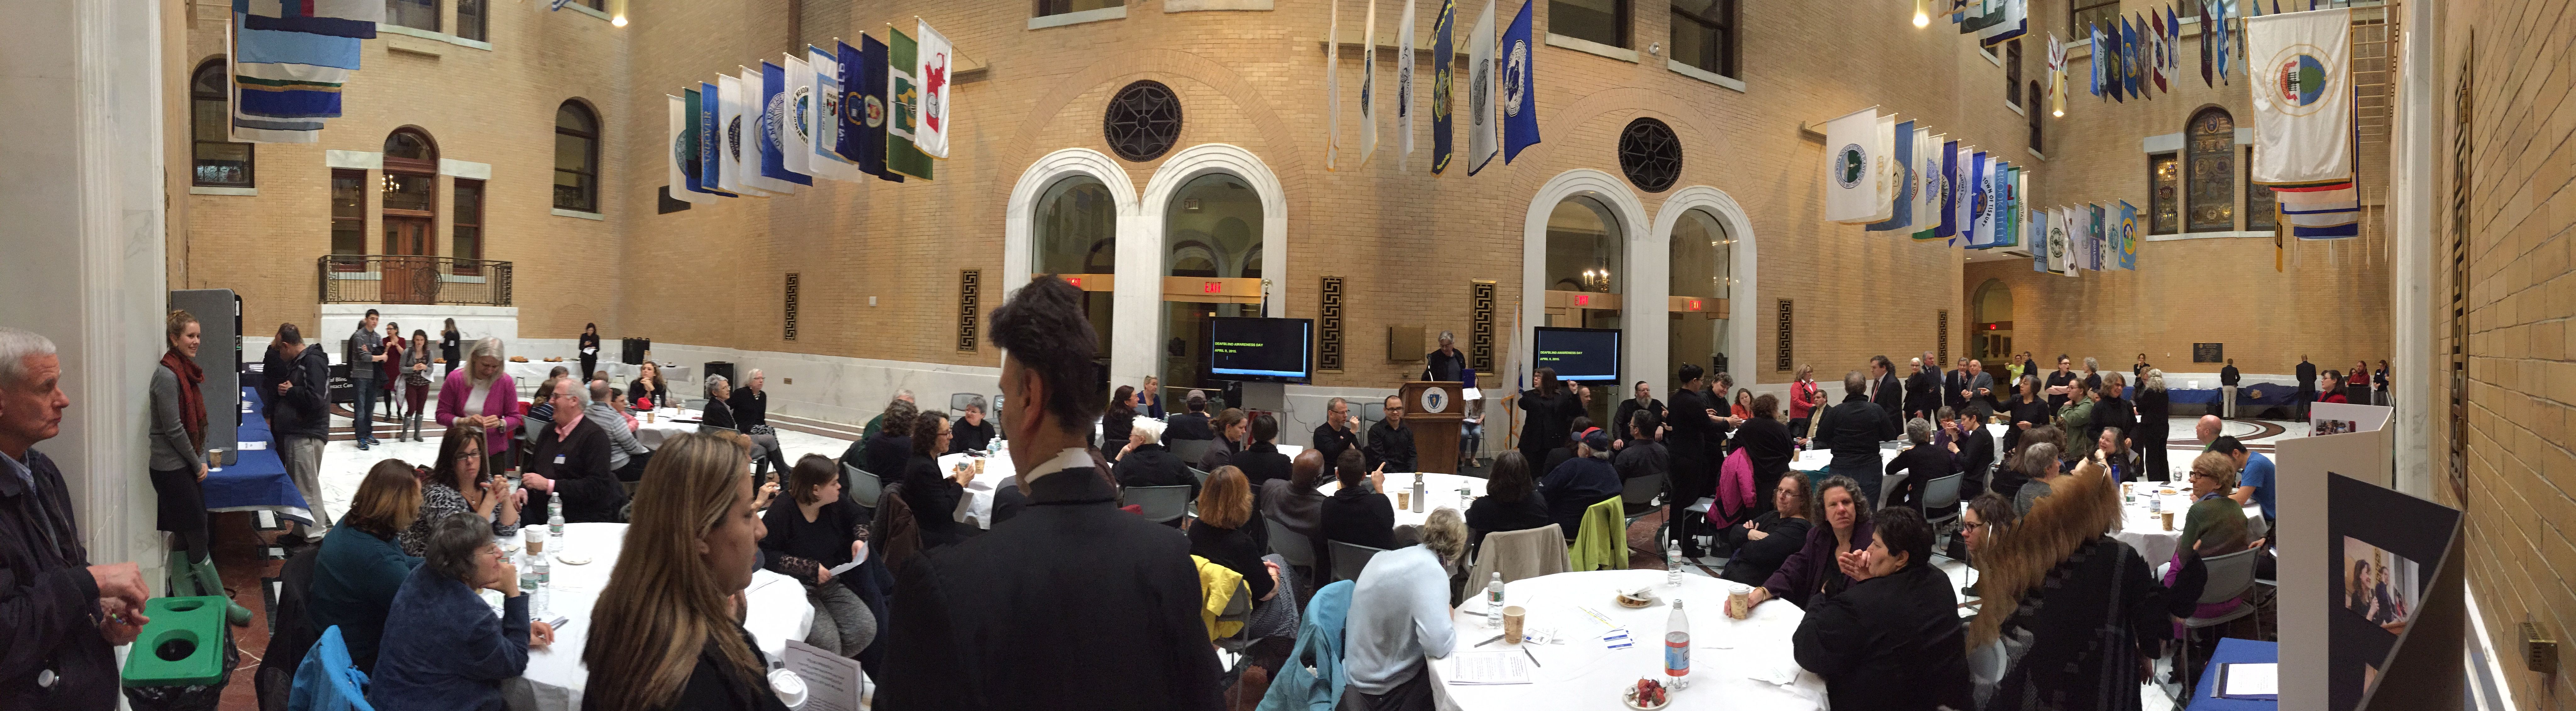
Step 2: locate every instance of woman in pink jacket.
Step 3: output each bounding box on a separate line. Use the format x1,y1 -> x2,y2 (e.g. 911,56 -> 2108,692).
437,337 -> 524,470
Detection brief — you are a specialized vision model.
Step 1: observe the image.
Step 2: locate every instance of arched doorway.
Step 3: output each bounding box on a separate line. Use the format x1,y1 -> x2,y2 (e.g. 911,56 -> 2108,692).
1972,278 -> 2013,362
1667,208 -> 1733,383
380,127 -> 439,304
1545,195 -> 1623,424
1158,173 -> 1264,393
1031,175 -> 1119,376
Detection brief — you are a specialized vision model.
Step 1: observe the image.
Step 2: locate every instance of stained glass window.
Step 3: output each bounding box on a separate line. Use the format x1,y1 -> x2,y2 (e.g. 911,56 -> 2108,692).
2186,109 -> 2236,232
2246,147 -> 2279,230
2149,153 -> 2179,234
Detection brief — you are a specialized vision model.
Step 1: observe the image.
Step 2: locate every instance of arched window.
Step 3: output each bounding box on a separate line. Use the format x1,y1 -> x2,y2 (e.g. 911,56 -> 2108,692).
1668,208 -> 1732,378
380,128 -> 441,302
554,101 -> 600,212
2027,80 -> 2046,152
1973,279 -> 2013,362
1034,176 -> 1118,357
2186,108 -> 2237,232
1159,173 -> 1263,392
1545,196 -> 1623,331
190,62 -> 253,187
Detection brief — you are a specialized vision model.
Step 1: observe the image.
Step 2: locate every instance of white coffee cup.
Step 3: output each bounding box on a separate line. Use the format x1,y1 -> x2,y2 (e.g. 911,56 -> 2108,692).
768,669 -> 807,708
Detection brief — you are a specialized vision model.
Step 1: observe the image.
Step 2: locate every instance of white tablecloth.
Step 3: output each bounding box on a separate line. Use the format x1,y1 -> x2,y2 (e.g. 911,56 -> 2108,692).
1316,473 -> 1486,529
2112,483 -> 2264,567
501,523 -> 814,711
630,408 -> 703,449
938,451 -> 1016,529
503,361 -> 576,389
1432,569 -> 1828,711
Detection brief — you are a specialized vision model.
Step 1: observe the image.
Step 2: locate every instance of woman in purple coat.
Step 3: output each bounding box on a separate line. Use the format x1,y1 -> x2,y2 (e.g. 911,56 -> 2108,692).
436,337 -> 524,470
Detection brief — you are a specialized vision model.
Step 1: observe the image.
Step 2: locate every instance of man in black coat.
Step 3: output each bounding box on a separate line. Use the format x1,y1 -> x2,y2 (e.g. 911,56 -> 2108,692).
2295,355 -> 2318,419
1665,364 -> 1729,557
875,276 -> 1223,711
2219,358 -> 2244,419
522,378 -> 628,523
1230,414 -> 1294,488
1814,372 -> 1899,507
946,403 -> 997,454
1312,397 -> 1362,471
1942,357 -> 1970,414
1902,355 -> 1940,422
1791,508 -> 1973,711
1163,391 -> 1215,441
1869,356 -> 1904,428
0,331 -> 152,710
1363,395 -> 1417,473
1610,380 -> 1665,450
1948,408 -> 1996,501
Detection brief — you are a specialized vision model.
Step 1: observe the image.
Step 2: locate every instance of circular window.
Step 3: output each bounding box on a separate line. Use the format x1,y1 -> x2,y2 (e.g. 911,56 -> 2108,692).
1104,81 -> 1184,162
1617,118 -> 1682,193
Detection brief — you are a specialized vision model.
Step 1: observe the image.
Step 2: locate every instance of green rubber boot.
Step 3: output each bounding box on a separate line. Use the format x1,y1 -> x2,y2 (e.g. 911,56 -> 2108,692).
192,558 -> 253,626
164,550 -> 200,598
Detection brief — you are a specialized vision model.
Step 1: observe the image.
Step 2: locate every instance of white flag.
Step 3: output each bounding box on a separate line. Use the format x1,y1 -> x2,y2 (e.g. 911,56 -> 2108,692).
738,66 -> 796,194
667,96 -> 712,204
1396,0 -> 1416,169
807,47 -> 861,182
780,55 -> 816,179
2048,206 -> 2074,274
2247,7 -> 2352,186
1870,115 -> 1899,223
1358,0 -> 1378,167
1465,0 -> 1498,174
1821,107 -> 1879,223
1326,0 -> 1341,171
1953,146 -> 1976,240
715,74 -> 770,197
913,20 -> 955,158
1915,129 -> 1941,232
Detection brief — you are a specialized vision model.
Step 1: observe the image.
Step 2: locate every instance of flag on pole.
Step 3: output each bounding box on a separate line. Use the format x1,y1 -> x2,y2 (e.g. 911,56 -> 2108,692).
1936,139 -> 1961,241
886,27 -> 935,180
2055,207 -> 2079,274
2032,205 -> 2051,273
2215,0 -> 2232,82
1913,130 -> 1944,240
1995,163 -> 2019,248
777,55 -> 816,181
1961,0 -> 1994,36
244,0 -> 382,36
667,95 -> 713,204
2116,200 -> 2140,269
1500,0 -> 1541,164
2087,203 -> 2107,271
2150,8 -> 2168,94
685,86 -> 726,196
1963,149 -> 1989,245
1359,0 -> 1379,167
1325,0 -> 1342,171
2247,7 -> 2352,188
806,47 -> 860,182
2167,5 -> 2183,71
2046,33 -> 2067,116
1430,0 -> 1457,175
1397,0 -> 1416,169
1465,0 -> 1500,174
758,62 -> 813,188
2089,23 -> 2106,98
1869,120 -> 1918,232
2198,1 -> 2214,86
1872,116 -> 1899,222
842,38 -> 900,182
696,82 -> 733,196
912,20 -> 954,159
714,74 -> 769,197
1822,107 -> 1882,223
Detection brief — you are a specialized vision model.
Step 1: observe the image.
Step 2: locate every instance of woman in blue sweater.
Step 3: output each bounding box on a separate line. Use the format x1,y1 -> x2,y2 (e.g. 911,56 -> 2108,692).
307,460 -> 425,672
370,512 -> 557,710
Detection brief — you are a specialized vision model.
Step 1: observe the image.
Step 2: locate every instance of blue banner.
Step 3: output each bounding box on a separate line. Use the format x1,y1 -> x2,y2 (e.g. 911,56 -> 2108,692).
1936,140 -> 1959,239
846,38 -> 900,182
1868,120 -> 1917,232
1429,0 -> 1456,175
1499,0 -> 1541,164
759,62 -> 813,186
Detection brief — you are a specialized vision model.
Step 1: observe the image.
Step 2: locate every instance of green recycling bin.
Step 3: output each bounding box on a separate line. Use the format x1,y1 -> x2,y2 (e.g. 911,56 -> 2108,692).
122,595 -> 230,687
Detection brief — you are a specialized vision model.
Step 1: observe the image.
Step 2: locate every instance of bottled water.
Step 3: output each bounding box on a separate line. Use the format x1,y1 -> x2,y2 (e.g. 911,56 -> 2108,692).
533,552 -> 552,616
518,550 -> 540,608
1485,573 -> 1505,628
1667,539 -> 1685,586
1665,600 -> 1691,686
548,499 -> 565,536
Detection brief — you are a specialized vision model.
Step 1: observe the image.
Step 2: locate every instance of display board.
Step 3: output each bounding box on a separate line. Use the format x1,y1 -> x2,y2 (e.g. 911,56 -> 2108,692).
1208,317 -> 1315,383
1531,327 -> 1620,382
2308,401 -> 2392,437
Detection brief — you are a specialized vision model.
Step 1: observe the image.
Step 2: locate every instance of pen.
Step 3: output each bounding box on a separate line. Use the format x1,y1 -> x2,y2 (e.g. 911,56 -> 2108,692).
1474,633 -> 1505,647
1523,647 -> 1541,667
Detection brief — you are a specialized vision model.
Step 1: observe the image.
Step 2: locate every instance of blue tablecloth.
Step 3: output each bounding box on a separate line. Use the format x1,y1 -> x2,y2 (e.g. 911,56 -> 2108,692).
202,385 -> 314,524
2191,637 -> 2280,710
2145,383 -> 2305,413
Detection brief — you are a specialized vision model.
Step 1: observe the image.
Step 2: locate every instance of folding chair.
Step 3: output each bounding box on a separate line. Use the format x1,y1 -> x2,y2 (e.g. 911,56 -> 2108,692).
1126,485 -> 1193,526
1920,473 -> 1963,559
1169,438 -> 1213,464
2173,546 -> 2264,699
1329,540 -> 1389,583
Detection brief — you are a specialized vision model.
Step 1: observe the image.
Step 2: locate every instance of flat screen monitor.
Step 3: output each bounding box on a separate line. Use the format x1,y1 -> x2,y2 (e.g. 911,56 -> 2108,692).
1208,317 -> 1314,383
1533,327 -> 1620,382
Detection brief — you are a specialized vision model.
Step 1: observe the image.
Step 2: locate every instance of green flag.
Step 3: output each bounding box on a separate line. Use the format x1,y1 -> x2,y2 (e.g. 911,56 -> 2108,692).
886,27 -> 934,180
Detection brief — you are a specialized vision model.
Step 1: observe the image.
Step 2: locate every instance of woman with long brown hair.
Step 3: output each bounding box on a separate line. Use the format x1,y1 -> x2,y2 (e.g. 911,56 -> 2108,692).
151,310 -> 250,624
1514,367 -> 1566,467
310,459 -> 427,672
583,432 -> 788,710
1965,462 -> 2165,710
398,328 -> 434,442
398,423 -> 522,556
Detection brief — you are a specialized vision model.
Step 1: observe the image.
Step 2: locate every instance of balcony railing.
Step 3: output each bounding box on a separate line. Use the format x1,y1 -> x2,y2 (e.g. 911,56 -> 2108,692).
318,255 -> 514,306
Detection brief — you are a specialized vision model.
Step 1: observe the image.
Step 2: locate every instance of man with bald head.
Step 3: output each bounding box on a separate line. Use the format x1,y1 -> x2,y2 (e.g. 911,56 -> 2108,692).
1259,448 -> 1331,568
2196,415 -> 2224,450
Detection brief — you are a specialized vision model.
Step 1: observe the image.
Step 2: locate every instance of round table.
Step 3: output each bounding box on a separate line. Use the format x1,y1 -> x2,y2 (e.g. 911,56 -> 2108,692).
2112,483 -> 2264,568
938,451 -> 1017,529
1316,473 -> 1486,529
630,408 -> 704,449
1430,569 -> 1827,711
498,523 -> 814,711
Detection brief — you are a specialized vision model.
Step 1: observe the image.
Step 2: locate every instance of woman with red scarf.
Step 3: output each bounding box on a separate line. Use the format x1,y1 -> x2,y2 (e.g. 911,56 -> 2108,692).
151,310 -> 251,624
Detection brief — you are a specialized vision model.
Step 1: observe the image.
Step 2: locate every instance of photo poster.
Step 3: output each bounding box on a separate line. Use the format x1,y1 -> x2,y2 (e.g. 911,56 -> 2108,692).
2323,473 -> 2465,711
2309,401 -> 2391,437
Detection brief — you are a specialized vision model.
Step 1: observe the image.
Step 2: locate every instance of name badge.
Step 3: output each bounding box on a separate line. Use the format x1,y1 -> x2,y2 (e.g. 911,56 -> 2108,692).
555,455 -> 568,465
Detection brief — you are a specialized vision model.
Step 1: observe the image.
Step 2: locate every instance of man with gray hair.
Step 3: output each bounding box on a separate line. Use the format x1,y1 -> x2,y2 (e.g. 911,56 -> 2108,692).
1424,330 -> 1465,383
1313,396 -> 1362,471
1812,371 -> 1899,507
0,327 -> 153,708
586,379 -> 652,481
525,375 -> 625,523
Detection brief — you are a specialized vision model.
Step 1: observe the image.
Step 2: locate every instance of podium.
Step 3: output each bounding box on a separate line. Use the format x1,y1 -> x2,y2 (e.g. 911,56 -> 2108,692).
1399,381 -> 1465,474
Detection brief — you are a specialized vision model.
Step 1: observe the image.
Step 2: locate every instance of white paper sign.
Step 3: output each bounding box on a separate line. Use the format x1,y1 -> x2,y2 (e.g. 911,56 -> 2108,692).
783,639 -> 865,711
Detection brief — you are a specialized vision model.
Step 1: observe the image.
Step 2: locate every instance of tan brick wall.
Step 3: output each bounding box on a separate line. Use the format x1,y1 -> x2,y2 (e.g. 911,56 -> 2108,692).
2437,0 -> 2576,706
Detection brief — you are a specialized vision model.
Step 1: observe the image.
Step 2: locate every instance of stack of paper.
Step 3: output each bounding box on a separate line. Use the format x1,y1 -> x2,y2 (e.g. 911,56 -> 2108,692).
2216,662 -> 2278,700
1446,652 -> 1534,685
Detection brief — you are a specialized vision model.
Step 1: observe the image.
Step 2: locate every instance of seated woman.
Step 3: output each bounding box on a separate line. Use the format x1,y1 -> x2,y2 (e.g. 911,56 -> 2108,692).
308,459 -> 425,673
1791,506 -> 1974,711
2089,425 -> 2140,483
627,361 -> 671,411
2011,443 -> 2066,517
1187,466 -> 1281,604
368,512 -> 555,711
2166,452 -> 2253,632
1742,476 -> 1871,614
400,423 -> 522,556
1112,418 -> 1197,499
1882,417 -> 1951,514
1342,507 -> 1468,711
1199,408 -> 1247,472
901,410 -> 973,549
1719,472 -> 1815,586
1957,491 -> 2016,597
1463,451 -> 1551,557
1101,385 -> 1140,455
762,455 -> 878,661
1230,414 -> 1294,488
583,432 -> 793,711
1967,461 -> 2166,710
841,400 -> 915,482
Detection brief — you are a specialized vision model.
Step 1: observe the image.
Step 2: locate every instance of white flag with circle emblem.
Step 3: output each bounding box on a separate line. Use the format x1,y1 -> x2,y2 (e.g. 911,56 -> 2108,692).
1821,107 -> 1880,223
666,95 -> 712,204
1464,0 -> 1497,175
2246,7 -> 2351,186
1396,0 -> 1415,169
913,20 -> 954,159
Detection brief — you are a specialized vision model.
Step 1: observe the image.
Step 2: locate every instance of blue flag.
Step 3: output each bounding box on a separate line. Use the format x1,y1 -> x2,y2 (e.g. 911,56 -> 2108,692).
1936,139 -> 1960,240
2120,16 -> 2140,97
1967,151 -> 1989,246
697,81 -> 731,195
1430,0 -> 1457,175
2117,200 -> 2140,270
1499,0 -> 1541,163
1869,120 -> 1917,232
844,37 -> 900,183
2089,23 -> 2105,97
758,62 -> 812,186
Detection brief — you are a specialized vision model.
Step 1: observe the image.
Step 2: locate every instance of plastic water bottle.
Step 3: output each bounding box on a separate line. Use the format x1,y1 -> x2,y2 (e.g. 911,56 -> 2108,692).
518,549 -> 540,608
1411,475 -> 1427,513
533,551 -> 552,615
548,499 -> 565,536
1664,599 -> 1691,686
1485,573 -> 1506,628
1667,539 -> 1685,586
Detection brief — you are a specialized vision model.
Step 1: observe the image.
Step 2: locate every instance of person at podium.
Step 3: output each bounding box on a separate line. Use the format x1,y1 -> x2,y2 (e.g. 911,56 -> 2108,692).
1423,330 -> 1464,382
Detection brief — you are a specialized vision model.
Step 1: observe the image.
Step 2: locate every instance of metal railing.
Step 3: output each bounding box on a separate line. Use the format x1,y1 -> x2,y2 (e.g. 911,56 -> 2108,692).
317,255 -> 514,306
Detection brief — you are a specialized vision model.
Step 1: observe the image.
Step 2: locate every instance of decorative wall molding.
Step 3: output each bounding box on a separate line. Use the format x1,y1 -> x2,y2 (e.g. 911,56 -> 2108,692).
1319,276 -> 1346,372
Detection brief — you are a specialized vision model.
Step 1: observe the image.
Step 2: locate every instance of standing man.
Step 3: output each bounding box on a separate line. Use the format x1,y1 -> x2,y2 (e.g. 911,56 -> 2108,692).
1903,356 -> 1940,422
1313,397 -> 1362,470
0,328 -> 155,709
1365,395 -> 1416,473
273,325 -> 335,542
1813,371 -> 1898,506
1424,331 -> 1465,382
2218,358 -> 2243,419
1943,358 -> 1971,414
2295,356 -> 2318,420
1666,364 -> 1724,558
347,309 -> 387,450
1962,360 -> 1996,419
876,276 -> 1223,709
1869,356 -> 1904,434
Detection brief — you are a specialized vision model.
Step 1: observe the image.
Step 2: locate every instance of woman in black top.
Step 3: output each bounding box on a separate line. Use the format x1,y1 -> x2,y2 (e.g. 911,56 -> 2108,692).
1514,368 -> 1566,466
899,411 -> 969,550
2003,375 -> 2049,457
1101,385 -> 1140,453
629,361 -> 672,410
1464,452 -> 1551,556
577,323 -> 601,384
2133,370 -> 2171,481
1720,472 -> 1816,586
1882,418 -> 1952,514
1185,466 -> 1278,601
847,401 -> 916,480
759,456 -> 876,660
439,318 -> 462,378
1731,395 -> 1797,517
1229,414 -> 1293,488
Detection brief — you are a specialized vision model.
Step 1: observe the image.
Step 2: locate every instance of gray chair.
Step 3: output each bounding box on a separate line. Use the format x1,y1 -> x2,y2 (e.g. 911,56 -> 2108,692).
1266,517 -> 1317,571
1920,473 -> 1964,557
843,464 -> 884,511
1329,540 -> 1389,583
1126,485 -> 1193,525
1878,472 -> 1910,511
949,393 -> 986,413
1170,438 -> 1214,464
1213,579 -> 1257,653
2175,546 -> 2264,696
1620,473 -> 1666,524
1359,401 -> 1386,431
1189,466 -> 1213,486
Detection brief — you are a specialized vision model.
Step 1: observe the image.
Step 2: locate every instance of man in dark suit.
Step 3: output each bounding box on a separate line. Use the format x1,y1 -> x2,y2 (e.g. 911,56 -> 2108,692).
522,376 -> 628,524
1902,354 -> 1940,422
2219,358 -> 2243,419
1163,390 -> 1215,441
1870,356 -> 1904,433
876,276 -> 1224,710
2295,356 -> 2318,419
1943,358 -> 1971,414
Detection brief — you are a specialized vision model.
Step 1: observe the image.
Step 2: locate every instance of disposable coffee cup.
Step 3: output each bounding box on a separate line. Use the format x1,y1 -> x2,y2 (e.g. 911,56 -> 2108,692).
2160,511 -> 2175,531
1396,491 -> 1411,509
1502,606 -> 1528,644
768,669 -> 807,708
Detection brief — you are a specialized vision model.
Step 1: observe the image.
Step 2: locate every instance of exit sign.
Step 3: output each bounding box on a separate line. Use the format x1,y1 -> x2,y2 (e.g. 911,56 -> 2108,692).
1202,280 -> 1224,294
1572,294 -> 1592,306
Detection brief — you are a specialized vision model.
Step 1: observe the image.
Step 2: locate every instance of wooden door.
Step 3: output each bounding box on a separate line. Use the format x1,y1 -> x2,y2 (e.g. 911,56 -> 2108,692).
382,217 -> 436,304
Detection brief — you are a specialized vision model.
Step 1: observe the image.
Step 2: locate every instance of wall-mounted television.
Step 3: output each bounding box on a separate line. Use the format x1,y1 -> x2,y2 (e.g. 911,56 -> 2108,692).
1208,317 -> 1314,383
1533,327 -> 1621,383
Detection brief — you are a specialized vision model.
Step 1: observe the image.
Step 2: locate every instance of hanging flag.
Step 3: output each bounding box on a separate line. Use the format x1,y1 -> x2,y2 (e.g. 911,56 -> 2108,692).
843,38 -> 900,183
757,62 -> 812,188
2198,1 -> 2214,86
1397,0 -> 1416,169
887,27 -> 935,181
1871,115 -> 1899,222
2282,186 -> 2360,238
2215,0 -> 2232,82
683,87 -> 723,196
2054,207 -> 2078,274
1963,149 -> 1989,245
2167,5 -> 2183,71
1465,0 -> 1500,173
1430,0 -> 1456,175
1359,0 -> 1379,167
1822,107 -> 1882,223
912,20 -> 955,159
244,0 -> 382,36
2271,0 -> 2280,17
2090,23 -> 2106,98
2116,200 -> 2140,269
1994,163 -> 2018,248
2248,7 -> 2352,188
2031,204 -> 2051,273
228,9 -> 360,142
1326,0 -> 1342,171
2083,203 -> 2104,271
1869,120 -> 1918,232
1971,0 -> 2008,45
777,56 -> 816,181
695,82 -> 732,196
667,95 -> 712,204
2046,33 -> 2068,116
806,47 -> 860,182
2107,21 -> 2128,102
2150,8 -> 2168,94
1499,0 -> 1541,163
1913,130 -> 1943,240
1998,0 -> 2029,45
715,74 -> 768,197
1937,139 -> 1962,241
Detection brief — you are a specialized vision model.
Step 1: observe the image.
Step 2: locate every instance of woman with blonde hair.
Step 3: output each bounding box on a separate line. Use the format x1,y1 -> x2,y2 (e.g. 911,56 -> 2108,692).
583,432 -> 789,710
1965,462 -> 2165,709
438,337 -> 522,470
152,310 -> 253,624
1187,466 -> 1281,603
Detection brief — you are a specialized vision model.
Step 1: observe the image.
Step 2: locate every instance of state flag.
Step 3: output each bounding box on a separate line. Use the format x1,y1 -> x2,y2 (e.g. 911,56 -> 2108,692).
887,27 -> 935,180
1869,120 -> 1918,232
913,20 -> 954,159
1430,0 -> 1457,175
1499,0 -> 1541,163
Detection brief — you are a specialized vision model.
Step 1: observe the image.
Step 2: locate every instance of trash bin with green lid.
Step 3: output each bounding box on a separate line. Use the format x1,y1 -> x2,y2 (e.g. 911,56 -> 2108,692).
123,595 -> 237,711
